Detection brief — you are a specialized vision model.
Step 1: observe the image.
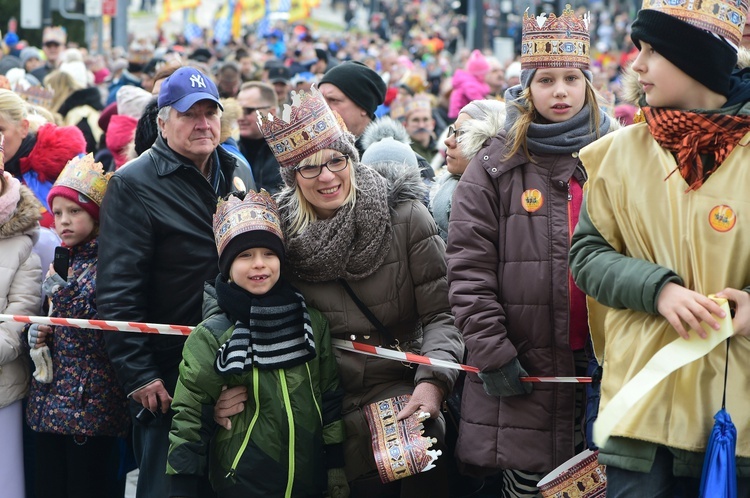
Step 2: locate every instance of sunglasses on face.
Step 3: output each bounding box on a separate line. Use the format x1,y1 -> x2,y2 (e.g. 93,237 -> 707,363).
446,125 -> 463,140
294,155 -> 349,179
242,105 -> 272,116
43,41 -> 62,48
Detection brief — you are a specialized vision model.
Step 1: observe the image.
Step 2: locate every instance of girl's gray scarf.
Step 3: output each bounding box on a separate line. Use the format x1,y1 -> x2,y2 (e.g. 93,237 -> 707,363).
280,163 -> 392,283
504,84 -> 611,155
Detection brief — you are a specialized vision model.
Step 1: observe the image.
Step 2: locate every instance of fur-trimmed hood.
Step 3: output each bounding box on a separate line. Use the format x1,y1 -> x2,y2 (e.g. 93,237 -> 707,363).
0,185 -> 41,240
368,160 -> 427,209
359,116 -> 411,150
458,103 -> 507,160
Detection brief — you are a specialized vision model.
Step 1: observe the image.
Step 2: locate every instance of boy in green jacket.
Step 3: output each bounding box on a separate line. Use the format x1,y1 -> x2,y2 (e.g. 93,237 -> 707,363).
167,190 -> 348,498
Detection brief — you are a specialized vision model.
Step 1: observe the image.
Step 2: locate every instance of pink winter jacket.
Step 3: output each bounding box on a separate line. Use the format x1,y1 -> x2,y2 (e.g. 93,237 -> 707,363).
448,69 -> 490,119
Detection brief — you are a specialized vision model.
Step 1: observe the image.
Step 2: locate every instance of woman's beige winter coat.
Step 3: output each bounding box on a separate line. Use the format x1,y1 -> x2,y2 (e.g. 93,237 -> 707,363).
0,187 -> 43,408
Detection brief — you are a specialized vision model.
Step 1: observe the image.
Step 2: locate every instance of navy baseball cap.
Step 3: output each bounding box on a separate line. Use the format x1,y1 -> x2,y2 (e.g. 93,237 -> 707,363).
157,66 -> 223,112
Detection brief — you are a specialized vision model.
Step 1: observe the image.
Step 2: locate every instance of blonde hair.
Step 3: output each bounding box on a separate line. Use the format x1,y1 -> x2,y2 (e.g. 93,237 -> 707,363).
219,98 -> 242,143
25,103 -> 57,131
285,150 -> 358,236
505,73 -> 603,162
0,89 -> 28,125
45,70 -> 80,113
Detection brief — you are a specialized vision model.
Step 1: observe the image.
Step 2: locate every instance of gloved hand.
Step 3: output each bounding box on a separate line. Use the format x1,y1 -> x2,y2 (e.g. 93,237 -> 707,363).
30,345 -> 53,383
42,272 -> 66,296
478,357 -> 533,398
327,467 -> 350,498
28,324 -> 44,349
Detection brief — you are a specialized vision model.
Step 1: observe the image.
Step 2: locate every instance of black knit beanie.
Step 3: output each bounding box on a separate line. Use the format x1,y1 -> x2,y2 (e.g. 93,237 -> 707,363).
319,61 -> 386,119
630,10 -> 737,97
219,230 -> 285,279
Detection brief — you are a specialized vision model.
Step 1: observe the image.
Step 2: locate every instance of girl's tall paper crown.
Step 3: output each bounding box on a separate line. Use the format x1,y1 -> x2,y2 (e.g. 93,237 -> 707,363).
52,153 -> 111,207
521,4 -> 591,70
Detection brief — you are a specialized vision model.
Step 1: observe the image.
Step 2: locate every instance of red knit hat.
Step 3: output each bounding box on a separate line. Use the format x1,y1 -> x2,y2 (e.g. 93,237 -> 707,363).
47,186 -> 100,220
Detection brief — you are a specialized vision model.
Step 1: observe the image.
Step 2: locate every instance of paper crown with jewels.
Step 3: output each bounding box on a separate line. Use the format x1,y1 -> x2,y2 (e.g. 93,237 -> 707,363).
213,189 -> 284,258
257,86 -> 348,169
52,153 -> 112,206
404,93 -> 433,116
521,4 -> 591,69
15,85 -> 55,109
640,0 -> 748,47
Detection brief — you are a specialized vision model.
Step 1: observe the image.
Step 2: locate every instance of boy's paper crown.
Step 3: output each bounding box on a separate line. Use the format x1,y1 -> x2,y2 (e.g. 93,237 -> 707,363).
521,4 -> 591,70
213,190 -> 284,258
640,0 -> 748,47
51,153 -> 111,207
257,86 -> 348,169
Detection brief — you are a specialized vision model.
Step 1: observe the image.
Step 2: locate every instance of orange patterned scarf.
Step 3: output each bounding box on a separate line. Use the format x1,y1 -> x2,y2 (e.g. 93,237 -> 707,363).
642,107 -> 750,191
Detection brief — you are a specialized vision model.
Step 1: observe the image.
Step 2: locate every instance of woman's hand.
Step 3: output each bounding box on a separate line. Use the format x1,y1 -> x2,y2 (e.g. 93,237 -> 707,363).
656,282 -> 725,339
715,288 -> 750,337
396,382 -> 444,421
214,385 -> 248,430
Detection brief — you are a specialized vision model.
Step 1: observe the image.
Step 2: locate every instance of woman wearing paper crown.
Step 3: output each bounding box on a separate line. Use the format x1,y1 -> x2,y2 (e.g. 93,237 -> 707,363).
167,190 -> 348,498
0,88 -> 87,228
25,153 -> 130,498
446,5 -> 618,495
569,0 -> 750,494
214,86 -> 464,497
0,137 -> 43,498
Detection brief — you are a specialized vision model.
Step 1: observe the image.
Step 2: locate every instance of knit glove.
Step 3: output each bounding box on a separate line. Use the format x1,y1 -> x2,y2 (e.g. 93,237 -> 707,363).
478,357 -> 533,398
42,272 -> 66,297
28,324 -> 44,349
327,467 -> 349,498
30,345 -> 53,383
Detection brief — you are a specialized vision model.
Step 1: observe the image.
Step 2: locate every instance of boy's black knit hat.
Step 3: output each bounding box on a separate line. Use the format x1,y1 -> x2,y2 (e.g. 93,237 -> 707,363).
319,61 -> 386,120
630,9 -> 737,97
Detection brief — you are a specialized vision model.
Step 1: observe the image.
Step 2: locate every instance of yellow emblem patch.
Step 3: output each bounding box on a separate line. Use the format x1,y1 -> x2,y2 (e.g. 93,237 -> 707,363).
521,189 -> 544,213
708,205 -> 736,232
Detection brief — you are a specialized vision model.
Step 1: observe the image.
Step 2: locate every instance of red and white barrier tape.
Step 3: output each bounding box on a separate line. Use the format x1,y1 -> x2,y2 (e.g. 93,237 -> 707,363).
0,314 -> 591,383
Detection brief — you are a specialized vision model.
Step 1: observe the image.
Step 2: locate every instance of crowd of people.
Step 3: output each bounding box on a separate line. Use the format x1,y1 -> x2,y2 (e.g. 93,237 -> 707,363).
0,0 -> 749,497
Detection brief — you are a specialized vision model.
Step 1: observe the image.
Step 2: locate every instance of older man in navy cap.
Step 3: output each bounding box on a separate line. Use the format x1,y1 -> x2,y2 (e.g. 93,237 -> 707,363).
97,67 -> 254,498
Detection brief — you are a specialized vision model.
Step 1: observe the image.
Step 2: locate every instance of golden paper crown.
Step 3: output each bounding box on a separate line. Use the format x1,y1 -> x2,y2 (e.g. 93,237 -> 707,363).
53,153 -> 112,206
404,93 -> 433,116
257,86 -> 348,169
521,5 -> 591,69
640,0 -> 748,47
213,190 -> 284,257
15,85 -> 54,109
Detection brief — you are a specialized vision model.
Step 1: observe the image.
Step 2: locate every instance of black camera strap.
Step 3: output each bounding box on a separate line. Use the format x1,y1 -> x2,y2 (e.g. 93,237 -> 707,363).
338,278 -> 398,349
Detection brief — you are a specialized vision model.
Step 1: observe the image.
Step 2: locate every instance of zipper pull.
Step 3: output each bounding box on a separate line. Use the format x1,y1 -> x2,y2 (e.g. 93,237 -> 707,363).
225,469 -> 236,479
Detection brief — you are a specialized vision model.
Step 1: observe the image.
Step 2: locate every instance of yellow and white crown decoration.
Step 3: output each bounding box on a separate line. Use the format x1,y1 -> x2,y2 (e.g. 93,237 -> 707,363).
257,85 -> 348,170
54,153 -> 112,206
405,93 -> 433,116
641,0 -> 748,48
213,190 -> 284,257
521,4 -> 591,69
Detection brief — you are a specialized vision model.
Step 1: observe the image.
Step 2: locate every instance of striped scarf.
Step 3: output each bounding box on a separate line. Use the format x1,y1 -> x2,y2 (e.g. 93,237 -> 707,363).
642,107 -> 750,191
214,276 -> 316,374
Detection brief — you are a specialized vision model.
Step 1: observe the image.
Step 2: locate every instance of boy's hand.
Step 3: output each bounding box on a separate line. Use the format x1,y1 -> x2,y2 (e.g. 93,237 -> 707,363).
715,288 -> 750,337
657,283 -> 725,340
214,385 -> 248,430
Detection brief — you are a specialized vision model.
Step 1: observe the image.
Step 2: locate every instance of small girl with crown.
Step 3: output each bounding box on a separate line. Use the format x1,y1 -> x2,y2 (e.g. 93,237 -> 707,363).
167,190 -> 348,498
25,153 -> 130,497
446,4 -> 617,495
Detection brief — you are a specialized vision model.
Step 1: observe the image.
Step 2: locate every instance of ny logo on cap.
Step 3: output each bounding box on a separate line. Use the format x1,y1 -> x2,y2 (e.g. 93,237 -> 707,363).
190,74 -> 207,89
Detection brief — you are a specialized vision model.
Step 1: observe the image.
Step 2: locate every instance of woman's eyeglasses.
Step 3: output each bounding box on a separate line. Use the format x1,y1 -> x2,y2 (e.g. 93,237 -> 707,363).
447,125 -> 463,140
294,155 -> 349,179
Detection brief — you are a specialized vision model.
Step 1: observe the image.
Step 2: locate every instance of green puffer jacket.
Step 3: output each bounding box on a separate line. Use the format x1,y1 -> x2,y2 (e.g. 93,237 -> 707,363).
167,286 -> 346,498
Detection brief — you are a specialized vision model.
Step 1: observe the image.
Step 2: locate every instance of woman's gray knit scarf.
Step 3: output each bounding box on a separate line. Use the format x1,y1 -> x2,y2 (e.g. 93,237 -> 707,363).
504,84 -> 612,155
278,162 -> 392,283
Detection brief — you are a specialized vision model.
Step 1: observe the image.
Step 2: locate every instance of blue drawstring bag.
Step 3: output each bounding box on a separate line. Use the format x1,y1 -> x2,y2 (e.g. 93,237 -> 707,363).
699,339 -> 736,498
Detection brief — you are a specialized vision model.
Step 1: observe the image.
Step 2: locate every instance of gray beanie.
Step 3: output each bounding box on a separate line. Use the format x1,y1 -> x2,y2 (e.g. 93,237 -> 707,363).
20,47 -> 42,67
459,99 -> 506,120
361,137 -> 418,169
279,131 -> 360,187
